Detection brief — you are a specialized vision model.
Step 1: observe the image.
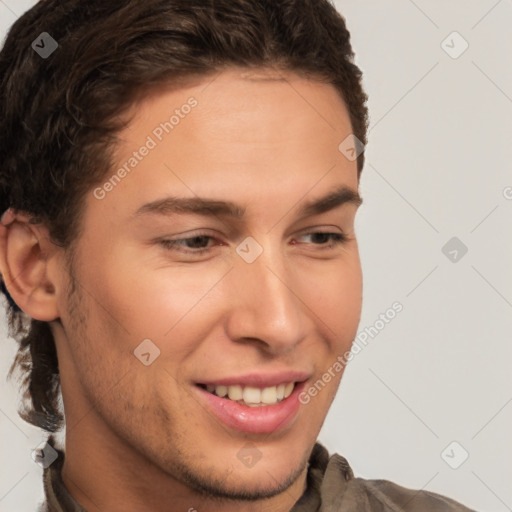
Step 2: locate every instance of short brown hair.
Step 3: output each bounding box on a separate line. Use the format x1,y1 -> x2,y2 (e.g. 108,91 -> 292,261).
0,0 -> 368,432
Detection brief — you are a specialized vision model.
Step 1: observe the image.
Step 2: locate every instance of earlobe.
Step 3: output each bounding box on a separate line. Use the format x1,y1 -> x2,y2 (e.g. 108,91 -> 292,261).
0,209 -> 61,321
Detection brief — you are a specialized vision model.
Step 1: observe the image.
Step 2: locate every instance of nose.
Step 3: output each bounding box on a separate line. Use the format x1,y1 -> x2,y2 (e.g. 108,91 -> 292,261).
224,240 -> 309,355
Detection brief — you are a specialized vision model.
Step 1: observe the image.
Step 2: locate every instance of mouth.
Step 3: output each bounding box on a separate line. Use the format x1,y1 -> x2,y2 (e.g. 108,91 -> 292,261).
193,376 -> 308,434
196,381 -> 297,407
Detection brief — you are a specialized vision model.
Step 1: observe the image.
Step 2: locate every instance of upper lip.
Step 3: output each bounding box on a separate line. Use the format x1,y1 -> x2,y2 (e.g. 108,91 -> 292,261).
196,370 -> 311,388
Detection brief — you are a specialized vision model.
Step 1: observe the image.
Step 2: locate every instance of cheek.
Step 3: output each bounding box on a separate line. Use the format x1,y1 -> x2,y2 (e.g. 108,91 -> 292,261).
299,253 -> 362,343
338,262 -> 363,334
81,246 -> 226,343
76,235 -> 361,359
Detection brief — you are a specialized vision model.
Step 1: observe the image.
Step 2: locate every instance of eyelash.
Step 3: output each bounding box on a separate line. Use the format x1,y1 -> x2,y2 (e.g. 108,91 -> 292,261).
159,231 -> 348,255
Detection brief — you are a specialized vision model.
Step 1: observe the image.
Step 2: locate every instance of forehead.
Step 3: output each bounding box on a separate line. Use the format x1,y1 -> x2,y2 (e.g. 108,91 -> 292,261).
118,66 -> 353,159
89,67 -> 358,223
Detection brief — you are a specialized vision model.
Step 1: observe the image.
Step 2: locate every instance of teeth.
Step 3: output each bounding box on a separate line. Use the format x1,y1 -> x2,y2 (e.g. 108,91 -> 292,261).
227,385 -> 243,401
216,385 -> 228,397
243,386 -> 261,404
204,382 -> 296,406
261,386 -> 277,404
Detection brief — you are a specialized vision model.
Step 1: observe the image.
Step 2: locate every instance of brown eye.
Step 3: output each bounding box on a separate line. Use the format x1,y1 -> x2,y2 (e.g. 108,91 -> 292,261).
159,233 -> 217,255
294,231 -> 347,248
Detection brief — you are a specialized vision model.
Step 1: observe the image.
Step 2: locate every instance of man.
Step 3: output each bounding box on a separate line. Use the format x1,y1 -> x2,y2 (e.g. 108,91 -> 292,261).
0,1 -> 476,511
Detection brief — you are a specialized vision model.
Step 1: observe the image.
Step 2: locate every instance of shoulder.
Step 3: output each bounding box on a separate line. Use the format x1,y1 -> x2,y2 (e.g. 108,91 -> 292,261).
318,451 -> 477,512
344,476 -> 477,512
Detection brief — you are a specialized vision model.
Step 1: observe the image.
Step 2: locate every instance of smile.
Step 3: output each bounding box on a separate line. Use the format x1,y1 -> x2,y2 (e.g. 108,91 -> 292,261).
197,382 -> 296,407
194,377 -> 308,434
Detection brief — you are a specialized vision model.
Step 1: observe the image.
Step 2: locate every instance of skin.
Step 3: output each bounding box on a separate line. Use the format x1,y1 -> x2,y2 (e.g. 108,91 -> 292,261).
0,67 -> 363,512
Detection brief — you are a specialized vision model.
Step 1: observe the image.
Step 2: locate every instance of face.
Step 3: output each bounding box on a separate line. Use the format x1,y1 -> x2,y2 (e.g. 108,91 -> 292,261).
53,67 -> 363,503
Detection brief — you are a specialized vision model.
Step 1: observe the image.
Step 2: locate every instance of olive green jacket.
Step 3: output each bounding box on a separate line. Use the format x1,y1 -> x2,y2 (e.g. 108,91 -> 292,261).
39,442 -> 476,511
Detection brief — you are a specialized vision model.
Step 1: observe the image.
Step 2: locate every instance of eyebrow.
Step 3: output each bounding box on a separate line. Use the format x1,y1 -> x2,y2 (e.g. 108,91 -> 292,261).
134,185 -> 362,220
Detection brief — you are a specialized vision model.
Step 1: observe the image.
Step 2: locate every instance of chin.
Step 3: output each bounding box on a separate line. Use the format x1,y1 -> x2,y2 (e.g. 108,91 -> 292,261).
180,455 -> 307,502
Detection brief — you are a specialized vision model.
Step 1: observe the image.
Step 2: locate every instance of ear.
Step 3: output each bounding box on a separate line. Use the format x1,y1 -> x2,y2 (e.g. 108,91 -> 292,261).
0,209 -> 62,321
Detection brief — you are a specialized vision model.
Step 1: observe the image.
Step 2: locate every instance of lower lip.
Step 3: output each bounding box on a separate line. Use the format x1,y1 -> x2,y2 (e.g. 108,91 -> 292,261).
194,381 -> 306,434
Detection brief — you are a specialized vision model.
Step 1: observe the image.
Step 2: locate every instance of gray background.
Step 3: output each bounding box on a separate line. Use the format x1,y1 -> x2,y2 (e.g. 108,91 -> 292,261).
1,1 -> 511,510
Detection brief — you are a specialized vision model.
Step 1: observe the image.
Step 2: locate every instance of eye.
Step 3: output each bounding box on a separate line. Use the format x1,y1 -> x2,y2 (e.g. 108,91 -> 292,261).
159,233 -> 218,255
157,229 -> 348,257
293,231 -> 347,249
